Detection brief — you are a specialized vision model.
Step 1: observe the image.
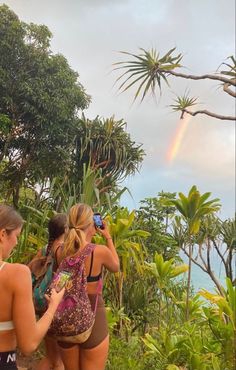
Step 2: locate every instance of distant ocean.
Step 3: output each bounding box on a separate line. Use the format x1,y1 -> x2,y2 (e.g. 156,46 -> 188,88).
179,248 -> 231,293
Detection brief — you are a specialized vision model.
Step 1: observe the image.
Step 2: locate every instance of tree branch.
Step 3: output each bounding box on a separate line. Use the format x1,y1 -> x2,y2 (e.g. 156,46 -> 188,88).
182,108 -> 236,121
198,244 -> 209,270
167,70 -> 236,86
212,240 -> 228,275
181,246 -> 207,273
181,245 -> 224,296
223,82 -> 236,98
206,238 -> 211,272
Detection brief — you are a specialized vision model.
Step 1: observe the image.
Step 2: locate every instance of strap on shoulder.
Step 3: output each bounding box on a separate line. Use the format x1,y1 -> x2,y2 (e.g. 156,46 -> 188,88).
0,262 -> 6,271
53,244 -> 63,270
81,243 -> 96,259
66,243 -> 95,266
41,245 -> 48,256
88,250 -> 94,277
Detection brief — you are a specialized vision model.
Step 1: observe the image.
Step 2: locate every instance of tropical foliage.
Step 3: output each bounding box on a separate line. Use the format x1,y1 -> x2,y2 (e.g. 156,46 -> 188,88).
11,187 -> 235,370
0,5 -> 90,206
0,5 -> 144,209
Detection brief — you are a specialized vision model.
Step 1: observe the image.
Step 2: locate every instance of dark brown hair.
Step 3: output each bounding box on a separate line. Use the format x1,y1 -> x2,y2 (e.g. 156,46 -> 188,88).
0,204 -> 24,232
47,213 -> 67,254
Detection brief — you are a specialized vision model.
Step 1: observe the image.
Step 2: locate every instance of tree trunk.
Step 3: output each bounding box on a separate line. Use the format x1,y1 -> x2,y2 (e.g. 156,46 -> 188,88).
186,243 -> 192,320
12,184 -> 20,209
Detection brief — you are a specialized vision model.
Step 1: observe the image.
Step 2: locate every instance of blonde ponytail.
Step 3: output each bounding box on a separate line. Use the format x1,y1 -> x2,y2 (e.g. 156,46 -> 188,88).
63,203 -> 93,258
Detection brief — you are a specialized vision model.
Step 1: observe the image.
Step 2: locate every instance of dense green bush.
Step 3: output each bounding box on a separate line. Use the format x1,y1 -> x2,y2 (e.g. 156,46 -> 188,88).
106,336 -> 157,370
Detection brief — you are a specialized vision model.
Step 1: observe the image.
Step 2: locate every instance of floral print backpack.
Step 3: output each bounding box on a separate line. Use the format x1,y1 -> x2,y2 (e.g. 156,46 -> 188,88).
48,243 -> 102,343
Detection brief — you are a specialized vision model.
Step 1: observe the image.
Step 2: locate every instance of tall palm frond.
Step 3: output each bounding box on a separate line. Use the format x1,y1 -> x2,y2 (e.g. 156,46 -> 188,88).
220,55 -> 236,78
170,91 -> 198,117
113,47 -> 182,102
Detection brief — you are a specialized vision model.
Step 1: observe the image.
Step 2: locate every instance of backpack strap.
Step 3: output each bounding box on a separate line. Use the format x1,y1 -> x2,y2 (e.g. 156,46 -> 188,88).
88,250 -> 94,277
68,243 -> 95,265
41,245 -> 48,256
53,243 -> 63,270
80,243 -> 96,259
87,250 -> 102,282
93,277 -> 103,314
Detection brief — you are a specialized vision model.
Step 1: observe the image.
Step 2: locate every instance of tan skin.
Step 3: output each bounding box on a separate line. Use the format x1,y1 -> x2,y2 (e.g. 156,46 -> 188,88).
0,226 -> 65,356
56,220 -> 120,370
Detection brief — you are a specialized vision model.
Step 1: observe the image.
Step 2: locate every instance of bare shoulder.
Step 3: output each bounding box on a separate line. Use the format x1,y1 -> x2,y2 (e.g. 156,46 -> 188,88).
93,243 -> 119,272
9,263 -> 31,284
10,263 -> 30,274
94,244 -> 113,260
94,244 -> 108,254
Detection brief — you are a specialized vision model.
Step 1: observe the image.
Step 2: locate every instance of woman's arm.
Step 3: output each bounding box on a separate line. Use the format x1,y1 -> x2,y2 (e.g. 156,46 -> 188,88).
97,222 -> 120,272
12,264 -> 63,355
102,239 -> 120,272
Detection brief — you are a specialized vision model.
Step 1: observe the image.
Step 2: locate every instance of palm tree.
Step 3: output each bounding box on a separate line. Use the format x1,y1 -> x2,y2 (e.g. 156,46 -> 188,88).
173,214 -> 230,296
114,48 -> 182,102
114,48 -> 236,121
220,218 -> 236,285
74,114 -> 145,188
171,185 -> 220,320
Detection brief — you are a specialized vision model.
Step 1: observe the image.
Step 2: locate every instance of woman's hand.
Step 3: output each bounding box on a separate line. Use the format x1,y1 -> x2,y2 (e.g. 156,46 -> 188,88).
46,287 -> 65,310
97,220 -> 112,241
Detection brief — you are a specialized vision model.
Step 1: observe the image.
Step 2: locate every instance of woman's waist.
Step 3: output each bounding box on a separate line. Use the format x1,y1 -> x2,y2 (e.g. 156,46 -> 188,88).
0,327 -> 16,351
87,293 -> 104,308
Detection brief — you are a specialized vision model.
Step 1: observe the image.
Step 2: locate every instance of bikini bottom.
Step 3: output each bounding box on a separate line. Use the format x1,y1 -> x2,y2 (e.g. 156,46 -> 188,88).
0,351 -> 18,369
58,294 -> 108,350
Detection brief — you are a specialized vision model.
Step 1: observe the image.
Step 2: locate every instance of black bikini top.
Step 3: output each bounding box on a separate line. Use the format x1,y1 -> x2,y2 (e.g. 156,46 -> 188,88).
87,250 -> 102,282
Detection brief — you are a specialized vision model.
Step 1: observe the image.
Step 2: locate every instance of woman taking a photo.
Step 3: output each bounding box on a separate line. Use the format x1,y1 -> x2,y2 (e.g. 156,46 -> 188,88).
0,204 -> 64,370
56,203 -> 120,370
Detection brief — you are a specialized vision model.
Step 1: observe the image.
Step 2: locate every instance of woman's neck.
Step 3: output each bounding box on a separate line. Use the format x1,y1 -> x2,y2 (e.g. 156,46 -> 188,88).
52,234 -> 65,246
85,234 -> 92,243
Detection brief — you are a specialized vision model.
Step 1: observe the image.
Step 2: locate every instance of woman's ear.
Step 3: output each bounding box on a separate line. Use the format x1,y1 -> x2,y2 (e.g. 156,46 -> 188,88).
0,228 -> 6,243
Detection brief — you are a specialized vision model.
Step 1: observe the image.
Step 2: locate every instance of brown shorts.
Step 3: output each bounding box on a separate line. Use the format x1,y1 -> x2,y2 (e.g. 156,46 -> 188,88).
58,294 -> 108,350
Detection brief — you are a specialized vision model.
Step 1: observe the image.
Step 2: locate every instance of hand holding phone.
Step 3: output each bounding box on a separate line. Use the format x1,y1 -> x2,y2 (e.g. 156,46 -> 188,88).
93,213 -> 104,229
46,271 -> 71,297
54,271 -> 71,292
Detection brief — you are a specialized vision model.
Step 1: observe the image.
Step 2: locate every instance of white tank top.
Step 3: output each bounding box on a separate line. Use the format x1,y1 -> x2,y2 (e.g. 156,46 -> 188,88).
0,262 -> 15,331
0,262 -> 6,271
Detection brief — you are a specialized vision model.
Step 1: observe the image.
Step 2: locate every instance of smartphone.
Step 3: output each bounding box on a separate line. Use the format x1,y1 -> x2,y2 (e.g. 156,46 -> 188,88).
53,270 -> 71,292
93,213 -> 104,229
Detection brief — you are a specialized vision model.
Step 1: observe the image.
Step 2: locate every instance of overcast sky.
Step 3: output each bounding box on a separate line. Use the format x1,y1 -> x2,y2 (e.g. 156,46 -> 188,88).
3,0 -> 235,218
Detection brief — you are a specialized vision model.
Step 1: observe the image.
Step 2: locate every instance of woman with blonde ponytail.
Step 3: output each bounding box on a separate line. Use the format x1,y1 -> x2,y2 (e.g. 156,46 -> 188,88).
56,203 -> 120,370
62,204 -> 93,258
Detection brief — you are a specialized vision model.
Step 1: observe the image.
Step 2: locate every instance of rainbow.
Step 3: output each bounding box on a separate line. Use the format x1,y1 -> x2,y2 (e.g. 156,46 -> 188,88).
167,113 -> 192,163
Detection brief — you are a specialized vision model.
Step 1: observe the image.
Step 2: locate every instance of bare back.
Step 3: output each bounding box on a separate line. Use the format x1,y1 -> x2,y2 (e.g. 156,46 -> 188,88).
0,263 -> 23,351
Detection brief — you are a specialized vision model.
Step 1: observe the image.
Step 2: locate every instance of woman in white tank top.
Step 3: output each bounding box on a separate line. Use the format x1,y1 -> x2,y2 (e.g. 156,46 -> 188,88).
0,204 -> 64,370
